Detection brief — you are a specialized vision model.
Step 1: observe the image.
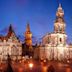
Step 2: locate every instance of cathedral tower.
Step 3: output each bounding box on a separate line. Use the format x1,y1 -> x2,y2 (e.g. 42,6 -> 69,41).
24,23 -> 32,47
54,4 -> 66,33
53,4 -> 67,45
23,23 -> 33,57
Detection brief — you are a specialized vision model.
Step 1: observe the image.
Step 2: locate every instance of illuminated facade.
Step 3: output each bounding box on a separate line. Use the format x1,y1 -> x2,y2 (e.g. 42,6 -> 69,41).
22,23 -> 33,57
25,23 -> 32,47
0,25 -> 22,61
39,4 -> 72,60
0,4 -> 72,61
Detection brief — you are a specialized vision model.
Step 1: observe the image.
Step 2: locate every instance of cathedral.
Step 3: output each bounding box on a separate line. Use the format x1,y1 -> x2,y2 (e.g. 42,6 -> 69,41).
39,4 -> 72,61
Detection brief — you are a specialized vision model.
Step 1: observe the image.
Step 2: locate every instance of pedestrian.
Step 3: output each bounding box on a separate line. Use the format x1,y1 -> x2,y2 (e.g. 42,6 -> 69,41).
47,65 -> 55,72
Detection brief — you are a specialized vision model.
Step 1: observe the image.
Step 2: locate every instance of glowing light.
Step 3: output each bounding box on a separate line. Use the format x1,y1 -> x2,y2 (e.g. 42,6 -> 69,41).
42,66 -> 47,72
67,60 -> 69,63
43,59 -> 46,63
28,63 -> 33,68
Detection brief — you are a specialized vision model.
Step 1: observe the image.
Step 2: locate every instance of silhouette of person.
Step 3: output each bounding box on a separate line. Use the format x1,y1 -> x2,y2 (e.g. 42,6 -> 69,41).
6,54 -> 13,72
47,65 -> 55,72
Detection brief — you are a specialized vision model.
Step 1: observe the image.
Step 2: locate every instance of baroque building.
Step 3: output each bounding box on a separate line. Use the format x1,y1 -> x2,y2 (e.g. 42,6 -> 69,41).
39,4 -> 72,61
0,24 -> 22,61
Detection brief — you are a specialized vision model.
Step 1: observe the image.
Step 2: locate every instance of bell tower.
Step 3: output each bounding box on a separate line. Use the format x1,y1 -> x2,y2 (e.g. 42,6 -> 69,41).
53,4 -> 67,46
24,23 -> 32,47
54,4 -> 66,33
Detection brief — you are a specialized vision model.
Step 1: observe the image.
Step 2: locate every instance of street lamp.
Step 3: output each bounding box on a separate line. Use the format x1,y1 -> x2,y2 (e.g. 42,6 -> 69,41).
28,62 -> 34,69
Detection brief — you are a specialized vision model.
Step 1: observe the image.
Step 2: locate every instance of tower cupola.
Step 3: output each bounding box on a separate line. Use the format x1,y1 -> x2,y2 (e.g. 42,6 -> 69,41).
54,4 -> 66,33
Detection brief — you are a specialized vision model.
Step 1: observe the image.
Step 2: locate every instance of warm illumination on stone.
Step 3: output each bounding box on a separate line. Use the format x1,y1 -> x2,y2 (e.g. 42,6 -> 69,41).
39,4 -> 72,61
25,23 -> 32,46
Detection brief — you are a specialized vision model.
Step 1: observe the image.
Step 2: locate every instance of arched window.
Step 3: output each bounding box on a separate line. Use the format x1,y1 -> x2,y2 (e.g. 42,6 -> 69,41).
60,38 -> 62,42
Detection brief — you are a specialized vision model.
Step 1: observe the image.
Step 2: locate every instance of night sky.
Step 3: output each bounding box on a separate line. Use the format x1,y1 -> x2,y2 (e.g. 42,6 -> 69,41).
0,0 -> 72,42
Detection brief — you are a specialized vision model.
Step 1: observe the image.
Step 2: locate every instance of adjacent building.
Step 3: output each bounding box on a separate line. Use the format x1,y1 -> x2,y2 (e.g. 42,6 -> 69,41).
0,25 -> 22,61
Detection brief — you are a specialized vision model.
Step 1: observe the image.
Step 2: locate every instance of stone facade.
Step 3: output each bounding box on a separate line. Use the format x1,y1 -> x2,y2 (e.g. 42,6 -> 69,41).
0,25 -> 22,61
39,4 -> 72,61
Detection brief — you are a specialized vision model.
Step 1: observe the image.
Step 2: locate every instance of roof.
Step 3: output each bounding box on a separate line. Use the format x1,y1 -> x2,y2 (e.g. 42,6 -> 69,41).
0,24 -> 19,42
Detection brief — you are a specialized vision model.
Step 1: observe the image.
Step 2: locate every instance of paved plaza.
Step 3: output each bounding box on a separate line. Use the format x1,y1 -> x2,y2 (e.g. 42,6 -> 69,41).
0,60 -> 72,72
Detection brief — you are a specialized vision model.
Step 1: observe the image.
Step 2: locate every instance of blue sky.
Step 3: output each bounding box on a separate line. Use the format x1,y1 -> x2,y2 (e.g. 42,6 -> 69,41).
0,0 -> 72,42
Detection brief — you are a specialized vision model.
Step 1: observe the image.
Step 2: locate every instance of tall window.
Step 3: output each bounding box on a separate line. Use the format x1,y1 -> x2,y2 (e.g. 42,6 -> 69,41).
60,38 -> 62,42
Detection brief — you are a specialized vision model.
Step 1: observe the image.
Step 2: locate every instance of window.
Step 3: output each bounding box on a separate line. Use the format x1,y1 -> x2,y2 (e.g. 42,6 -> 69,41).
60,38 -> 62,42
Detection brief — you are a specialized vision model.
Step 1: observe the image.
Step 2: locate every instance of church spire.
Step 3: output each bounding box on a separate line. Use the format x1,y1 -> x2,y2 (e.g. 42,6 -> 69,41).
8,24 -> 13,32
59,3 -> 61,7
56,3 -> 64,17
26,22 -> 30,32
54,3 -> 66,33
7,24 -> 14,37
24,22 -> 32,46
